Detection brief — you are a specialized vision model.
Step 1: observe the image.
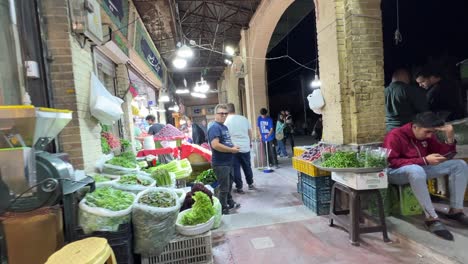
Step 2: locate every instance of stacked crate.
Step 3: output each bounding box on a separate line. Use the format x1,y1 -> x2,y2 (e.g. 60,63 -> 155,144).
301,173 -> 332,215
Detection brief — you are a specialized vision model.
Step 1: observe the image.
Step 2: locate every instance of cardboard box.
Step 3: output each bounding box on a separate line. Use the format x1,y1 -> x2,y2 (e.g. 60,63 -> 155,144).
331,171 -> 388,190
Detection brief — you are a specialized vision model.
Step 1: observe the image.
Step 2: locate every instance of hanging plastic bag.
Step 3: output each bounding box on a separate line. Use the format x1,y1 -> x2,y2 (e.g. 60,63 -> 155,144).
78,190 -> 136,234
212,197 -> 222,229
132,187 -> 181,256
307,89 -> 325,112
90,73 -> 124,125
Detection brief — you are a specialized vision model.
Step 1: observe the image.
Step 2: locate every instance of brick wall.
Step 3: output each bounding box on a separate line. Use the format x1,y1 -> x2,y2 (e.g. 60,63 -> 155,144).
317,0 -> 385,145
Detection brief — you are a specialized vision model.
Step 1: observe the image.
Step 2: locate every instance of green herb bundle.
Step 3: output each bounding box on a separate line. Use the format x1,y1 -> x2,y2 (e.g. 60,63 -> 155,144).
85,187 -> 134,211
139,191 -> 176,208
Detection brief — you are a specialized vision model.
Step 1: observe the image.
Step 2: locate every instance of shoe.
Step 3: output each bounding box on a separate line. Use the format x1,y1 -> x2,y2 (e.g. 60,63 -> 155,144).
445,212 -> 468,226
425,220 -> 453,241
222,208 -> 230,215
234,189 -> 245,194
248,184 -> 256,190
228,202 -> 241,209
275,165 -> 280,169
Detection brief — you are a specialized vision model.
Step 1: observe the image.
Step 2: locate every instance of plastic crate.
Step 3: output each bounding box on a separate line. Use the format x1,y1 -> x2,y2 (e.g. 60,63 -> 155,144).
428,176 -> 468,201
300,173 -> 332,188
368,185 -> 422,217
293,147 -> 306,157
302,193 -> 330,215
142,231 -> 212,264
297,173 -> 302,193
292,157 -> 330,176
301,181 -> 331,202
75,223 -> 134,264
399,185 -> 423,216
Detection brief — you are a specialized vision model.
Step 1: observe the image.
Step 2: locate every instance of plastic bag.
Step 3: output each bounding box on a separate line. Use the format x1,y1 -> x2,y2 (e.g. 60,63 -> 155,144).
87,173 -> 120,188
112,174 -> 156,194
307,89 -> 325,111
212,197 -> 222,229
90,73 -> 124,125
78,192 -> 136,234
174,188 -> 186,205
95,153 -> 114,173
132,188 -> 181,256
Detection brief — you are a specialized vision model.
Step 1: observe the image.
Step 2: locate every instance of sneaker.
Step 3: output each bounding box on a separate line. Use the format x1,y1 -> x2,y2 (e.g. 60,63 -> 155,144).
234,189 -> 245,194
228,202 -> 241,209
222,208 -> 230,215
425,220 -> 453,241
248,184 -> 256,190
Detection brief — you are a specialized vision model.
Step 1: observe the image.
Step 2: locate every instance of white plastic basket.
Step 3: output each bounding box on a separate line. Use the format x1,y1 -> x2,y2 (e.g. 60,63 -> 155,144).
176,209 -> 214,236
141,231 -> 213,264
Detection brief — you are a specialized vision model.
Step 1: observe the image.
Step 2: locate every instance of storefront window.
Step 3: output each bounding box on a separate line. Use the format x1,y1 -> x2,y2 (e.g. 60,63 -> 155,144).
0,0 -> 21,105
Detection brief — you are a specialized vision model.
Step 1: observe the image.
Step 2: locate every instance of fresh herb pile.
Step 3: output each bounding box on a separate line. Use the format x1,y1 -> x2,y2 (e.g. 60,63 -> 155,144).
180,191 -> 215,226
321,151 -> 362,168
139,191 -> 176,208
85,187 -> 134,211
195,169 -> 217,185
92,174 -> 112,183
151,168 -> 172,187
105,152 -> 138,168
118,174 -> 152,186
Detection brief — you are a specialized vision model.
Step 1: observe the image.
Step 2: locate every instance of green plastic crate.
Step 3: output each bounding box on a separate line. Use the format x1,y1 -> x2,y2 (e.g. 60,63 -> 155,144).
368,185 -> 423,217
399,185 -> 423,216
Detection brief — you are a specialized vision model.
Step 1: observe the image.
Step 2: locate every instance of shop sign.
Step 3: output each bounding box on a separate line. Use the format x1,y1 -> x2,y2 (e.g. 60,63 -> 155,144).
112,33 -> 128,55
134,21 -> 165,81
100,0 -> 129,37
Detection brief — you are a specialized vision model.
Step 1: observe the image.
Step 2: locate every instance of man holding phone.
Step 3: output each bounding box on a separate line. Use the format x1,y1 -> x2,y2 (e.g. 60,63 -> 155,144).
383,112 -> 468,240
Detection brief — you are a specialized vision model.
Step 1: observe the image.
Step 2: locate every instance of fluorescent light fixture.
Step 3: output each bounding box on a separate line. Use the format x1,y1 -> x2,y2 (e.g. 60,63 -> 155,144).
310,74 -> 322,88
198,83 -> 209,93
191,92 -> 207,98
177,45 -> 193,58
172,57 -> 187,69
225,46 -> 235,56
169,105 -> 180,112
175,88 -> 190,94
224,59 -> 232,65
156,109 -> 166,113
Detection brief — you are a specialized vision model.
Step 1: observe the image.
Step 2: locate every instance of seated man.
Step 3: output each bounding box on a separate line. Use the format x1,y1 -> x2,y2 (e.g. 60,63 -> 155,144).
383,112 -> 468,240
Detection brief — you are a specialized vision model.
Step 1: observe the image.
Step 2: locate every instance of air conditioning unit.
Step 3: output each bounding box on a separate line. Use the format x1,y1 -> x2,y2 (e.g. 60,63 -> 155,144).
70,0 -> 104,45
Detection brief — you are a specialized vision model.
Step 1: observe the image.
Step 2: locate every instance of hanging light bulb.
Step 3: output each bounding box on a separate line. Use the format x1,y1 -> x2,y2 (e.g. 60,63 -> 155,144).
177,45 -> 194,58
172,57 -> 187,69
310,74 -> 322,88
169,104 -> 180,112
191,92 -> 207,98
225,46 -> 235,56
198,83 -> 210,93
224,59 -> 233,65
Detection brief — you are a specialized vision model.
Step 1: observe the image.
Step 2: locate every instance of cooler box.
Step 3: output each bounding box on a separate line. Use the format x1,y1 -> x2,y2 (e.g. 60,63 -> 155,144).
331,171 -> 388,190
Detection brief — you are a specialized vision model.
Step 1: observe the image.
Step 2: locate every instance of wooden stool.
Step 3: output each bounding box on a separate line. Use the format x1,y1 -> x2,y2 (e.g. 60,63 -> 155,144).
45,237 -> 117,264
329,182 -> 390,246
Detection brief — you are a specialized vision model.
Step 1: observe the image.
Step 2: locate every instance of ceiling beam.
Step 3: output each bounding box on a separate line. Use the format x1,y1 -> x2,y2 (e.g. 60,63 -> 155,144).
169,65 -> 226,72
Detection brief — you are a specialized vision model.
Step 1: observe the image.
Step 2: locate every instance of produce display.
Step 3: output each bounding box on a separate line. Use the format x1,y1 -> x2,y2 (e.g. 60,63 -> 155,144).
157,159 -> 193,179
151,168 -> 173,187
139,190 -> 176,208
195,169 -> 217,185
180,192 -> 215,226
105,152 -> 138,169
320,148 -> 389,168
118,174 -> 152,186
181,183 -> 213,211
154,124 -> 185,140
84,187 -> 134,211
92,174 -> 113,183
133,188 -> 181,256
321,151 -> 362,168
79,187 -> 135,234
101,131 -> 121,149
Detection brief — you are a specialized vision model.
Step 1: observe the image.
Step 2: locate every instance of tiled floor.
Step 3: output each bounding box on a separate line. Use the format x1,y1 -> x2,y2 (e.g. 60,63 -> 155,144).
212,141 -> 444,264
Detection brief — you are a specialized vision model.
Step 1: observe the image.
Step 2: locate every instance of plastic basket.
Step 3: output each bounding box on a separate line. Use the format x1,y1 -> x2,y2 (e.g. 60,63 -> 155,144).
141,231 -> 213,264
293,147 -> 306,157
302,193 -> 330,215
301,181 -> 331,202
292,157 -> 330,176
300,173 -> 332,188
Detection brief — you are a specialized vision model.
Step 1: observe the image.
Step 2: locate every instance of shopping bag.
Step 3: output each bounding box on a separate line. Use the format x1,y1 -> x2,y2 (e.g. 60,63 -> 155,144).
90,73 -> 124,125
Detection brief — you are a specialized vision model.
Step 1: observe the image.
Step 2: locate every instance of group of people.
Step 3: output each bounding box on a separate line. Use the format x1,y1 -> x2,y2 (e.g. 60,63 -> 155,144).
384,67 -> 468,240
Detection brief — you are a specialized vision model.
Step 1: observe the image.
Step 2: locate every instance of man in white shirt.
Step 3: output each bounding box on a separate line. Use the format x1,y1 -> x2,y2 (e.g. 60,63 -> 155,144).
224,103 -> 255,193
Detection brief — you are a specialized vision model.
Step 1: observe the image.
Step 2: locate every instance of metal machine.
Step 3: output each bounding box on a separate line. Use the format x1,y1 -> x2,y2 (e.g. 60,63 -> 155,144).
0,106 -> 94,243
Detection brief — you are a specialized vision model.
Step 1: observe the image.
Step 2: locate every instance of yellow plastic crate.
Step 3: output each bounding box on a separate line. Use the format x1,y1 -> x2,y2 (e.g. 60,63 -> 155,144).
292,157 -> 330,177
428,176 -> 468,201
293,147 -> 306,157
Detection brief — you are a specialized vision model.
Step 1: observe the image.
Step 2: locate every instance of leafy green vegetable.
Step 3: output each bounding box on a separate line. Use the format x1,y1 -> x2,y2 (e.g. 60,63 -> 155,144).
101,137 -> 111,154
179,159 -> 191,169
180,191 -> 215,226
321,151 -> 361,168
151,168 -> 172,187
195,169 -> 217,185
92,174 -> 114,183
139,190 -> 176,207
118,174 -> 152,186
85,187 -> 134,211
157,160 -> 180,172
106,156 -> 137,168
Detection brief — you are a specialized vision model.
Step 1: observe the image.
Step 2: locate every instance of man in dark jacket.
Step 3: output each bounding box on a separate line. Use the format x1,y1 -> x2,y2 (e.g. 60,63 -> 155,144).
416,68 -> 464,121
383,112 -> 468,240
385,69 -> 428,131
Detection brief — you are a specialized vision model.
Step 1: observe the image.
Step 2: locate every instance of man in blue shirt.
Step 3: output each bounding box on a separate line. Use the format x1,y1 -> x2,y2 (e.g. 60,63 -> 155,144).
208,104 -> 241,214
257,108 -> 279,168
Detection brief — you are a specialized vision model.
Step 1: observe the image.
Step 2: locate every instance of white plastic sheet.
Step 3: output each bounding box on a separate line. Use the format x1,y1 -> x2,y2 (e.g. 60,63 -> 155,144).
90,72 -> 124,125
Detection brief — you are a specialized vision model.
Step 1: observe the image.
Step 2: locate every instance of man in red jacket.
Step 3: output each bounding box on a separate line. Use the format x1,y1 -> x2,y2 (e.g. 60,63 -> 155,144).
383,112 -> 468,240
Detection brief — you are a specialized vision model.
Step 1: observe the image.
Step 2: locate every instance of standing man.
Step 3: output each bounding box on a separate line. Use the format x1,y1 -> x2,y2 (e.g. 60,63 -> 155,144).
208,104 -> 241,214
415,68 -> 464,121
145,114 -> 165,135
284,110 -> 295,155
224,103 -> 255,194
385,69 -> 429,131
383,112 -> 468,240
257,108 -> 279,168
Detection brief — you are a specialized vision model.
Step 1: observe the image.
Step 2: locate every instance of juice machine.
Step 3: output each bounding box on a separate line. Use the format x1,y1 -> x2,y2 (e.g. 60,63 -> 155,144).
0,106 -> 95,246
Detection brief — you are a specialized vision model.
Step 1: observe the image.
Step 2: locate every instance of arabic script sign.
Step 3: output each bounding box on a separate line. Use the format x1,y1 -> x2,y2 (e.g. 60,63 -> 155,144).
134,20 -> 164,81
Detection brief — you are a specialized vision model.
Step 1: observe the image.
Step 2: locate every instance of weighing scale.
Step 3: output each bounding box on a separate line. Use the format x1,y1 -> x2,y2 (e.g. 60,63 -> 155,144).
0,106 -> 95,245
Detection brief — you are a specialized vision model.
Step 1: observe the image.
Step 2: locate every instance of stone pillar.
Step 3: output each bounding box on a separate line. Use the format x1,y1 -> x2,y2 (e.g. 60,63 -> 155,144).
317,0 -> 385,144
